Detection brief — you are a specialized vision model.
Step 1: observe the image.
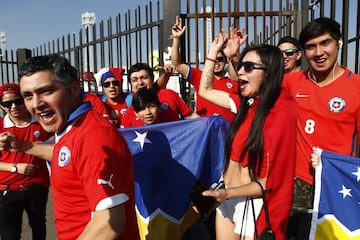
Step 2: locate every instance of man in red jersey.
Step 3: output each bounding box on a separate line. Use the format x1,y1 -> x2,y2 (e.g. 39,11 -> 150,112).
81,72 -> 112,123
170,16 -> 239,122
121,62 -> 198,128
0,83 -> 52,240
0,55 -> 139,240
277,36 -> 303,74
94,67 -> 129,127
282,18 -> 360,239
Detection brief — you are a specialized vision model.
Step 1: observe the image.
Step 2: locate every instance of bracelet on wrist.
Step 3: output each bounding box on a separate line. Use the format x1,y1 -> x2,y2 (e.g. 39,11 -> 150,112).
205,57 -> 217,63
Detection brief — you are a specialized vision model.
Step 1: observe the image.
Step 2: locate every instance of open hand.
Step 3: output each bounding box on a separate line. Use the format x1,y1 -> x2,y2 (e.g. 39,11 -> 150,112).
223,27 -> 247,59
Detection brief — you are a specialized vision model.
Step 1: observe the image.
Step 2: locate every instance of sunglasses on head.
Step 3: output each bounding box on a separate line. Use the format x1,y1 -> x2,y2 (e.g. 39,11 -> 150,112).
216,56 -> 227,63
103,80 -> 120,88
0,98 -> 24,108
236,61 -> 267,73
282,49 -> 299,56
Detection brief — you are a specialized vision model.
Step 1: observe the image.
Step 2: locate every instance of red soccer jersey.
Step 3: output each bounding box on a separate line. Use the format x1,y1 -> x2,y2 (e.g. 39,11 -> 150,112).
187,67 -> 238,122
121,88 -> 192,128
282,68 -> 360,185
104,99 -> 128,128
229,91 -> 297,239
51,103 -> 139,240
0,115 -> 51,187
83,93 -> 111,121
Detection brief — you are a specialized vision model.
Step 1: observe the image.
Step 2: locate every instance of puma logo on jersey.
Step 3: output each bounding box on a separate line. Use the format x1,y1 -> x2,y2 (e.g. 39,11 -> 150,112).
97,174 -> 114,189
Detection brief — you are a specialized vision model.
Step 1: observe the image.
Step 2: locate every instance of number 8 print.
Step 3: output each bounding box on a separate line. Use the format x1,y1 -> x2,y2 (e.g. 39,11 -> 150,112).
304,119 -> 315,134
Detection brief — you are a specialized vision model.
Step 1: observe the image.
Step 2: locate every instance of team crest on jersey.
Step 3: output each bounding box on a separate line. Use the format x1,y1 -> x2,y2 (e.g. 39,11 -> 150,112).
33,130 -> 41,138
226,82 -> 234,89
58,146 -> 71,167
120,108 -> 127,116
328,97 -> 346,112
161,102 -> 169,110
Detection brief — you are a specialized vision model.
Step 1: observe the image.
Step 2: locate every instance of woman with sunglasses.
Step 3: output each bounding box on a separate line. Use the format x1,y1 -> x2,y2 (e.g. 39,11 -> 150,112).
198,31 -> 297,240
277,36 -> 303,74
0,83 -> 52,240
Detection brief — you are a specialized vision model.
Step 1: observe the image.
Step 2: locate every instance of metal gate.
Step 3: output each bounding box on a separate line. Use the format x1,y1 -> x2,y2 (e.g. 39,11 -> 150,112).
1,0 -> 359,100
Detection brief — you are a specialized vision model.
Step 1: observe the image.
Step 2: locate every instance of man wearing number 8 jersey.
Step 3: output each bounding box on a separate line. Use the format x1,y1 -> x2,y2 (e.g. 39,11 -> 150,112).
282,18 -> 360,239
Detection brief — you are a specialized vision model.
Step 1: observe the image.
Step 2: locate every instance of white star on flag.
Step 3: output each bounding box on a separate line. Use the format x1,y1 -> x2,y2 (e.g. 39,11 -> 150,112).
133,131 -> 152,149
352,166 -> 360,182
338,184 -> 352,199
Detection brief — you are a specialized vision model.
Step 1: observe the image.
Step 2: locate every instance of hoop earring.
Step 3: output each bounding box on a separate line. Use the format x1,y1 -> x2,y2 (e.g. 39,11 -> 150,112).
338,40 -> 343,49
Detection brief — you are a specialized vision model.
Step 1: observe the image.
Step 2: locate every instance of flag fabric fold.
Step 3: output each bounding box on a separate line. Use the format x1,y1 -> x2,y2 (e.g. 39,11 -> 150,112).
310,149 -> 360,240
119,116 -> 230,240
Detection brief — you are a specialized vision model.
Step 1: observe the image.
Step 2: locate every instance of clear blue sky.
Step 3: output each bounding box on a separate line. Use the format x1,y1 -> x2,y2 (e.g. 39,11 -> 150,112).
0,0 -> 150,51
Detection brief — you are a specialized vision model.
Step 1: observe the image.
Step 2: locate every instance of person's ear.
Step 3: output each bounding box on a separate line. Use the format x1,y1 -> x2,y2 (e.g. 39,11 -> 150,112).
70,80 -> 81,97
296,50 -> 302,60
135,111 -> 140,119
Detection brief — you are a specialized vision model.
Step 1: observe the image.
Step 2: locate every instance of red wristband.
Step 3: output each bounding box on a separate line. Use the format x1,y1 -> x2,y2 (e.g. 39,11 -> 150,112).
205,57 -> 217,63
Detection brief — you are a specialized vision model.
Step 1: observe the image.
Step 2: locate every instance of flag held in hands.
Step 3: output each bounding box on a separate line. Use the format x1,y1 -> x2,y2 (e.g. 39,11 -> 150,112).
310,150 -> 360,240
119,116 -> 230,240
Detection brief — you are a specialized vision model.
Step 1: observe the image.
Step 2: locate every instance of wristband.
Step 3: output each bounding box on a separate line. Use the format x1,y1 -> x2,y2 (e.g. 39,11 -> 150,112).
205,57 -> 217,63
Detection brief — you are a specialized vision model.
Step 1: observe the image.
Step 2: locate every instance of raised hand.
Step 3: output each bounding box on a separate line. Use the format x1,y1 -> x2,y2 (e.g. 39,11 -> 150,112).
172,16 -> 186,38
223,27 -> 247,59
159,64 -> 177,76
207,31 -> 229,57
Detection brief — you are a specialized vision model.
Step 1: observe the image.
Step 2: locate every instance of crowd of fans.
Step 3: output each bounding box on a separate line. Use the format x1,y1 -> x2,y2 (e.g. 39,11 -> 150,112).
0,16 -> 359,240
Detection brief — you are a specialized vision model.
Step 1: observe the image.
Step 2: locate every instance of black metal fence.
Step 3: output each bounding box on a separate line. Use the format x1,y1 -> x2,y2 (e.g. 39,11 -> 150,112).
1,0 -> 359,98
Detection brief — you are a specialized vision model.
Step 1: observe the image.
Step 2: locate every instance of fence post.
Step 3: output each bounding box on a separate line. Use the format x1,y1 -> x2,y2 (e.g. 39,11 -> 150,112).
16,48 -> 32,71
162,0 -> 181,61
162,0 -> 186,100
299,0 -> 309,69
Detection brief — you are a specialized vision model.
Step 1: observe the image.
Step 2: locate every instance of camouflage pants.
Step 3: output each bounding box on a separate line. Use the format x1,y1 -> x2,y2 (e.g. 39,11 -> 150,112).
286,178 -> 314,240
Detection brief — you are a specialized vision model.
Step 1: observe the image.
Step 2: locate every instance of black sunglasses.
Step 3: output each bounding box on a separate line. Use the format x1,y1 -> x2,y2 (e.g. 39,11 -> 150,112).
103,80 -> 120,88
216,56 -> 227,63
1,98 -> 24,108
281,49 -> 299,56
236,61 -> 267,73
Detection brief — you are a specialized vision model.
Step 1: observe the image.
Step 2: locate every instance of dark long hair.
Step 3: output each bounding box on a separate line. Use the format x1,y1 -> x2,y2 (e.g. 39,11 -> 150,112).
224,45 -> 284,180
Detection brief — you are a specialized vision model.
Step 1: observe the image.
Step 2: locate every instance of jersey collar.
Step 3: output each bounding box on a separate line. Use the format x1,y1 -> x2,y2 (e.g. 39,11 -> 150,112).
56,101 -> 92,137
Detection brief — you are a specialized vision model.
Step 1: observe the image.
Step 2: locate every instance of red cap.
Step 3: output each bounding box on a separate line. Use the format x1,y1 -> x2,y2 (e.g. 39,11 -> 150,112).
109,67 -> 124,82
95,67 -> 125,86
0,83 -> 20,97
